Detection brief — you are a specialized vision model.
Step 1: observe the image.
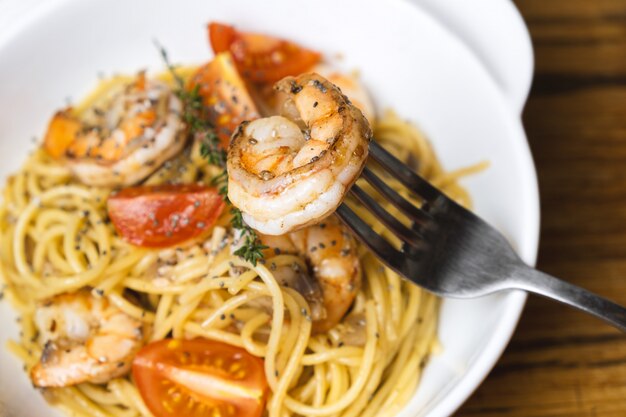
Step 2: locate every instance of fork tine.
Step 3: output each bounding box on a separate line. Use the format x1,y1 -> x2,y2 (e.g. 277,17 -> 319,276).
369,141 -> 443,202
336,204 -> 404,271
361,167 -> 431,226
350,184 -> 423,247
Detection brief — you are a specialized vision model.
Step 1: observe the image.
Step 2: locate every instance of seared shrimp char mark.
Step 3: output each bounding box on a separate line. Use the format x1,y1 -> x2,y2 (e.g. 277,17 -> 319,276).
259,216 -> 362,333
30,289 -> 144,387
227,73 -> 372,235
43,73 -> 187,187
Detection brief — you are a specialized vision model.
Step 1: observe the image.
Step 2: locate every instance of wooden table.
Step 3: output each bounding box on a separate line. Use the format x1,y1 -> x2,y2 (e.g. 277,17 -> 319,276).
457,1 -> 626,416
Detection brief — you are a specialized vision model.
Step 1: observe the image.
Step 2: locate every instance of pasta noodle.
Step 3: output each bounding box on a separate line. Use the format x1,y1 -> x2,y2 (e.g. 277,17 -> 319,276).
0,76 -> 479,416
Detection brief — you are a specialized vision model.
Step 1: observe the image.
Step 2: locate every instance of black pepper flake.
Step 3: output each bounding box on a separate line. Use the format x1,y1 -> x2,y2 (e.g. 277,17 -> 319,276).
341,249 -> 350,257
310,156 -> 320,163
319,223 -> 326,229
219,281 -> 225,288
331,240 -> 337,246
220,314 -> 226,320
94,288 -> 104,297
74,245 -> 80,251
313,101 -> 318,108
230,313 -> 235,319
338,342 -> 344,348
319,243 -> 326,249
311,79 -> 327,93
375,332 -> 380,339
275,370 -> 279,377
274,248 -> 281,255
310,246 -> 318,252
270,263 -> 277,271
117,362 -> 125,368
290,81 -> 303,94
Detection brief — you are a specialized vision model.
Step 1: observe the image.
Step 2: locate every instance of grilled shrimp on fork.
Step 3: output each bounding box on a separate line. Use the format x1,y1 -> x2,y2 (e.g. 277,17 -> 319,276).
227,73 -> 372,235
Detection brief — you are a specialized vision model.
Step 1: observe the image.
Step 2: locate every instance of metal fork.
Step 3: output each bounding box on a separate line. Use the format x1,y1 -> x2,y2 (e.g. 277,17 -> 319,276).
337,141 -> 626,332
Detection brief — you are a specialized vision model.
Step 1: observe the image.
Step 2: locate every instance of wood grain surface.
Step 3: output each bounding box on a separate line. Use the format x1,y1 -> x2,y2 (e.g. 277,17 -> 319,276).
457,1 -> 626,416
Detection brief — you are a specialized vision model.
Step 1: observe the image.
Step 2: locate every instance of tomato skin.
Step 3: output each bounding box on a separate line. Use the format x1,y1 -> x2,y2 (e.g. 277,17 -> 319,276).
209,22 -> 236,54
188,51 -> 260,149
132,338 -> 268,417
107,184 -> 224,248
208,22 -> 321,83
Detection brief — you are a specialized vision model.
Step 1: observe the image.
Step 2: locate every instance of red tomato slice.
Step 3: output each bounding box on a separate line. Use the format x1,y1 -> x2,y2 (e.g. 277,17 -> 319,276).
133,339 -> 268,417
107,184 -> 224,248
209,22 -> 321,83
188,51 -> 260,149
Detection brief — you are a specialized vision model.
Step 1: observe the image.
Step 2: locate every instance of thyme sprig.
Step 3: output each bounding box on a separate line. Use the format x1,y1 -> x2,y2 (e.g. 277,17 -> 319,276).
157,44 -> 266,265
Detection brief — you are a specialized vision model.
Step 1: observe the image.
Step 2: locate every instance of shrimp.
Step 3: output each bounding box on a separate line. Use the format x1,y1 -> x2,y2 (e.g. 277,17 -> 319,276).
313,64 -> 376,123
258,216 -> 361,334
227,73 -> 372,235
43,73 -> 187,187
30,289 -> 144,387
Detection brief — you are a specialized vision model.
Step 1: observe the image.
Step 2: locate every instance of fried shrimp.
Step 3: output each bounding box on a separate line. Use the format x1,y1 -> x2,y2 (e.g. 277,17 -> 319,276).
30,290 -> 144,387
43,73 -> 186,187
314,64 -> 376,123
227,73 -> 372,235
259,216 -> 361,333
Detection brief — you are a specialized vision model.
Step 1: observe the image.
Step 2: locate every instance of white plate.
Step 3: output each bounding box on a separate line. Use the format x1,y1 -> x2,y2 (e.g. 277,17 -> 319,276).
413,0 -> 533,114
0,0 -> 540,416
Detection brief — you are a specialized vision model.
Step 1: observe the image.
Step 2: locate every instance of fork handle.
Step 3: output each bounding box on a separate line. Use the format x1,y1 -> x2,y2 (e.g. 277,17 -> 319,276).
513,265 -> 626,332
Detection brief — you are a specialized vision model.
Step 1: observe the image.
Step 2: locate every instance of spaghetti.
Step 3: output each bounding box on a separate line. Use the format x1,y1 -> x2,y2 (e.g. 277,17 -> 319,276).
0,75 -> 479,416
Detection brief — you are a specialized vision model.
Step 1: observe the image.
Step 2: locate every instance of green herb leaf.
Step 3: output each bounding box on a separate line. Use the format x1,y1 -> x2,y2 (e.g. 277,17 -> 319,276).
157,42 -> 265,266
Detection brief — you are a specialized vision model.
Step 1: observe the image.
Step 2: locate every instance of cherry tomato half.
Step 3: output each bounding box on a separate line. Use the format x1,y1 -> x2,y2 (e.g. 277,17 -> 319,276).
107,184 -> 224,248
188,51 -> 260,148
208,22 -> 321,83
132,338 -> 268,417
